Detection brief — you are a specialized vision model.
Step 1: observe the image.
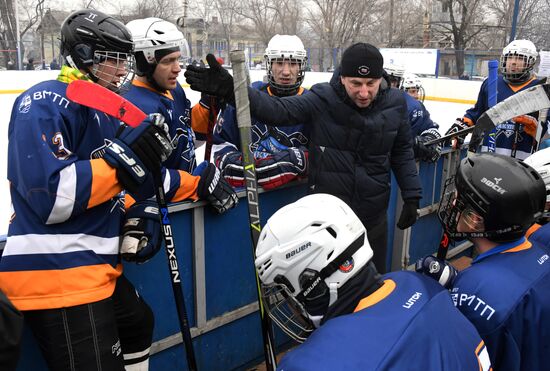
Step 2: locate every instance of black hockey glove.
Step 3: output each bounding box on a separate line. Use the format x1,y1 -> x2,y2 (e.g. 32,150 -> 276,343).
415,255 -> 458,289
397,199 -> 419,230
185,54 -> 235,104
215,149 -> 246,188
104,114 -> 173,193
121,200 -> 162,264
414,128 -> 441,163
194,161 -> 238,214
443,118 -> 470,149
256,147 -> 308,190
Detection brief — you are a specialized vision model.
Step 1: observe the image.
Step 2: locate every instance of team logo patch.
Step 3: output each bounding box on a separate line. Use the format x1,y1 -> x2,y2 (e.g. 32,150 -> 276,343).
357,66 -> 370,76
18,94 -> 32,113
339,258 -> 354,273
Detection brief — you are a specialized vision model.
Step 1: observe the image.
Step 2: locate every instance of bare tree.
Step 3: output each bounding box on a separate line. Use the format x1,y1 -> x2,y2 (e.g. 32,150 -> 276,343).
305,0 -> 379,70
0,0 -> 45,68
431,0 -> 489,76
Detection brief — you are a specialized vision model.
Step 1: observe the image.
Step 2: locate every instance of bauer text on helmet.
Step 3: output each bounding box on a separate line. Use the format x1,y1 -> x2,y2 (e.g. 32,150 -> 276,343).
254,193 -> 373,342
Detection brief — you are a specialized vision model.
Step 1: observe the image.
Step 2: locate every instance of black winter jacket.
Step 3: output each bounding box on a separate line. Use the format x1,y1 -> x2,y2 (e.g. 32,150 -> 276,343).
247,71 -> 422,225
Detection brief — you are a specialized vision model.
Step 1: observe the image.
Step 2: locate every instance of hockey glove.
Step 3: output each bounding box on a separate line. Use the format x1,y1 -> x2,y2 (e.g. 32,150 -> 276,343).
185,54 -> 235,104
194,161 -> 239,214
414,128 -> 441,163
121,200 -> 162,264
415,255 -> 458,289
512,115 -> 538,138
215,149 -> 245,188
104,114 -> 173,193
397,199 -> 419,230
256,147 -> 308,190
444,118 -> 470,149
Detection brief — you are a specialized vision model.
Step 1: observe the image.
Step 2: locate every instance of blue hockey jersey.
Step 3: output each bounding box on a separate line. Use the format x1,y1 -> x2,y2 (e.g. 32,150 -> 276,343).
278,271 -> 491,371
0,74 -> 198,311
464,76 -> 548,159
124,80 -> 202,172
212,81 -> 309,158
403,91 -> 438,137
450,237 -> 550,370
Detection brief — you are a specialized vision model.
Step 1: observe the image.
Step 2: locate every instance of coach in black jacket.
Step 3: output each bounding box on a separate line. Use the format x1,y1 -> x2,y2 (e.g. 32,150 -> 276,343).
185,43 -> 422,273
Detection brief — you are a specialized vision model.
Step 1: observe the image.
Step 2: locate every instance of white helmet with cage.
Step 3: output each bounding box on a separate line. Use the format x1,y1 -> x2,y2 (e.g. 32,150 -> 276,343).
384,63 -> 405,88
255,193 -> 373,342
126,17 -> 190,77
264,34 -> 307,95
524,147 -> 550,215
500,39 -> 538,84
402,73 -> 425,102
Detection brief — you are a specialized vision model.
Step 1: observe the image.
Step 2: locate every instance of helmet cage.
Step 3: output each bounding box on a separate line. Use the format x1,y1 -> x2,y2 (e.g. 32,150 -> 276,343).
257,231 -> 365,342
265,43 -> 307,96
86,50 -> 135,93
500,40 -> 537,84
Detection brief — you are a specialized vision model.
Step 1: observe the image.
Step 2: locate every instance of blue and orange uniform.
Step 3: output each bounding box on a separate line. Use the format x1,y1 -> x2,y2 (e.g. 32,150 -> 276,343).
450,237 -> 550,370
0,68 -> 200,311
124,79 -> 213,172
278,271 -> 491,371
463,75 -> 548,159
212,81 -> 309,160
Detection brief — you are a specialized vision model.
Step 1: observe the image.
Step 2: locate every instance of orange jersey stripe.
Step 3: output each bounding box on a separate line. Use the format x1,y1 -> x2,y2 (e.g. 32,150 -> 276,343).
89,159 -> 123,208
0,264 -> 122,311
191,103 -> 211,135
172,170 -> 200,202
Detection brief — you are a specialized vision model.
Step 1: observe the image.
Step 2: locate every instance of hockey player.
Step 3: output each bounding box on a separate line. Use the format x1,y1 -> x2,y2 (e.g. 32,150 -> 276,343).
124,18 -> 237,214
254,193 -> 491,370
416,153 -> 550,370
0,9 -> 231,370
185,43 -> 422,274
446,40 -> 548,158
386,64 -> 441,163
212,34 -> 309,190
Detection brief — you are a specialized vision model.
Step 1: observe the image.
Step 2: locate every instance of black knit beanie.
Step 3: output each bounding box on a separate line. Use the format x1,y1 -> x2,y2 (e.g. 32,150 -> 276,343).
340,43 -> 384,78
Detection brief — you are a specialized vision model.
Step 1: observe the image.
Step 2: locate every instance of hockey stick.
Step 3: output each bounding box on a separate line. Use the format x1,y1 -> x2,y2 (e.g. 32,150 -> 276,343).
204,96 -> 217,162
534,78 -> 548,153
468,83 -> 550,155
230,50 -> 278,371
66,80 -> 199,371
66,80 -> 146,127
486,60 -> 498,153
424,125 -> 475,146
436,63 -> 499,260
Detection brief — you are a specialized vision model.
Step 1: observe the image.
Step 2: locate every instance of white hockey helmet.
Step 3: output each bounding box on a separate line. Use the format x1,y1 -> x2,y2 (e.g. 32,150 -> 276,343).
384,63 -> 405,88
402,73 -> 425,101
524,147 -> 550,214
255,193 -> 373,342
126,18 -> 190,76
264,34 -> 307,95
500,39 -> 538,84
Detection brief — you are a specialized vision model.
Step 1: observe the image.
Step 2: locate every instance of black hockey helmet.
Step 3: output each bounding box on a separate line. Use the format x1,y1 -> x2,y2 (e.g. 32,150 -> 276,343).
438,153 -> 545,243
60,9 -> 135,89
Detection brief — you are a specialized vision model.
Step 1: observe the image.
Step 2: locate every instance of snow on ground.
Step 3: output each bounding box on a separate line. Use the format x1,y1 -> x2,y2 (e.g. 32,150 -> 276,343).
0,71 -> 473,236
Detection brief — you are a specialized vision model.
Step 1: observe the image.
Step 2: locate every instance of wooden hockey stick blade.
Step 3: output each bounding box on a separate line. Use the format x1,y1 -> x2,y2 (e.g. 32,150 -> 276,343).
468,83 -> 550,155
424,125 -> 475,146
66,80 -> 146,127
